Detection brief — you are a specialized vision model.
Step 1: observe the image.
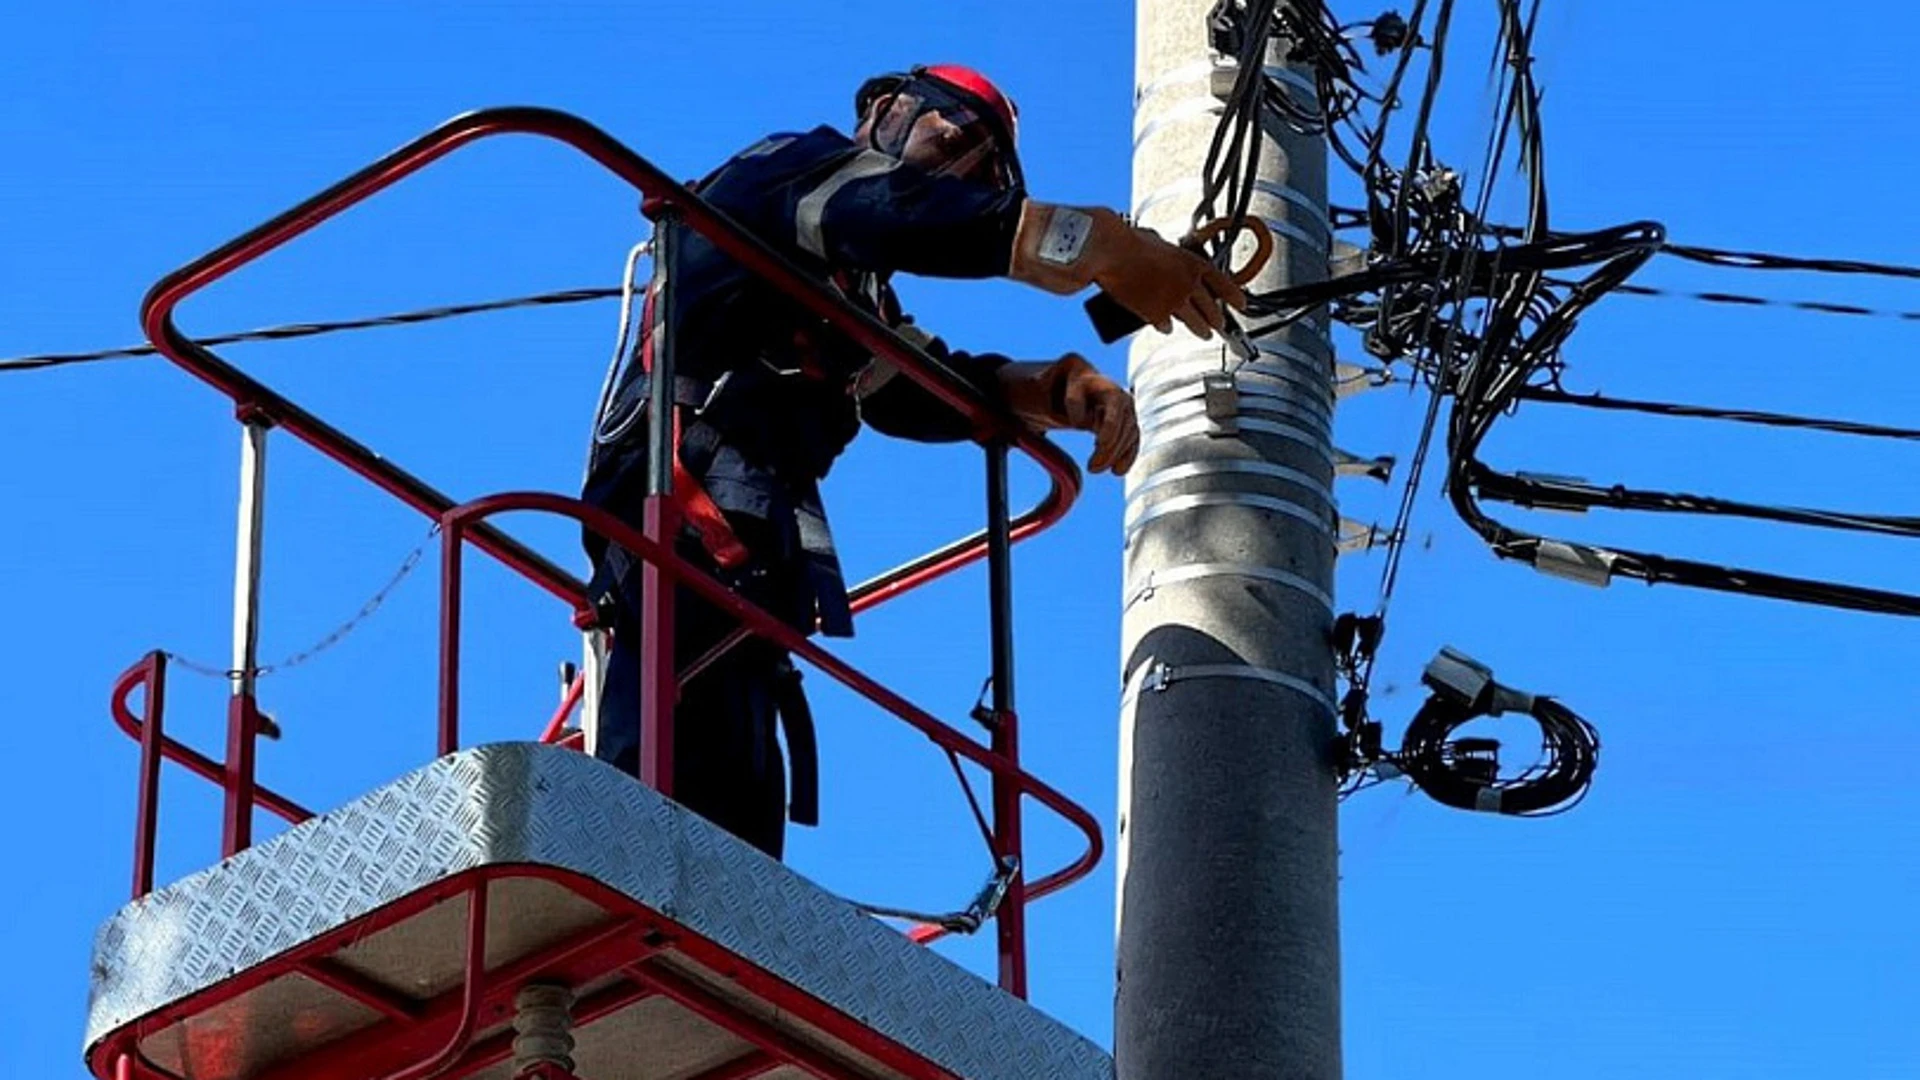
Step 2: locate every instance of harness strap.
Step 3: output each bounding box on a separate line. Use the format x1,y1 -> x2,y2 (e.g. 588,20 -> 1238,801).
639,257 -> 751,571
672,413 -> 751,570
770,660 -> 820,826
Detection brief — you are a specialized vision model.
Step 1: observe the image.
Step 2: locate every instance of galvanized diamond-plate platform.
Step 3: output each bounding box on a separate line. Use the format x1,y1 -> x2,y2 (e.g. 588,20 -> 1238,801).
84,743 -> 1113,1080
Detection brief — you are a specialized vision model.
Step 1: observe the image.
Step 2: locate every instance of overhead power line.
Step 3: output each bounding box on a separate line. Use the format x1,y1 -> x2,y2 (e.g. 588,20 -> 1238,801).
1597,282 -> 1920,321
0,286 -> 621,374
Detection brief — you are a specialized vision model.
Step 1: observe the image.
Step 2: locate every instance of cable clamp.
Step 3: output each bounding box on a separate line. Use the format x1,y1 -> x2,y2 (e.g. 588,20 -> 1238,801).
854,855 -> 1020,935
1205,45 -> 1244,98
1339,518 -> 1394,554
1510,471 -> 1594,514
968,855 -> 1021,926
1330,239 -> 1370,279
1422,647 -> 1538,716
1335,362 -> 1396,399
1130,658 -> 1338,716
1203,371 -> 1240,435
1336,447 -> 1396,482
1532,539 -> 1616,588
1422,646 -> 1495,709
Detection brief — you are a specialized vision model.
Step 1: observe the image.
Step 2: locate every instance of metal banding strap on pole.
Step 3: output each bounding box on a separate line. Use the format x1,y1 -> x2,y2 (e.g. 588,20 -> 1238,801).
1128,459 -> 1334,511
1140,415 -> 1338,468
1138,345 -> 1329,388
1135,387 -> 1333,435
1257,63 -> 1320,101
1134,337 -> 1332,400
1135,363 -> 1335,424
1247,215 -> 1330,259
1141,332 -> 1327,373
1126,562 -> 1335,615
1137,343 -> 1333,386
1132,176 -> 1330,240
1132,96 -> 1227,151
1133,58 -> 1322,110
1125,491 -> 1336,544
1122,658 -> 1339,721
1128,175 -> 1330,256
1134,339 -> 1332,406
1134,362 -> 1332,405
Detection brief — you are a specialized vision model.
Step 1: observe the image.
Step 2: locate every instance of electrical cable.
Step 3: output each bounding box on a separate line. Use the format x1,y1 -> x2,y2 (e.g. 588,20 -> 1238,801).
0,286 -> 623,375
1397,650 -> 1599,817
1230,1 -> 1920,809
1604,282 -> 1920,321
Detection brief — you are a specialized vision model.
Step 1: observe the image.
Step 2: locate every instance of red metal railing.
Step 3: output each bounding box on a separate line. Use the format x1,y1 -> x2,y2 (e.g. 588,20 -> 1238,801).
436,491 -> 1102,926
114,106 -> 1103,997
138,106 -> 1079,613
111,652 -> 317,898
92,866 -> 974,1080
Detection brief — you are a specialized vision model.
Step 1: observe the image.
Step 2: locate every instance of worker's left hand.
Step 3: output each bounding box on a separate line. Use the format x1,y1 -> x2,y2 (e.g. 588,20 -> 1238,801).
1000,353 -> 1140,476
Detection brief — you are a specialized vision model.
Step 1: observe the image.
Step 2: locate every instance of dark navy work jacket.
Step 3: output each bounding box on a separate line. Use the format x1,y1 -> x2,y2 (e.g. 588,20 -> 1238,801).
584,125 -> 1027,637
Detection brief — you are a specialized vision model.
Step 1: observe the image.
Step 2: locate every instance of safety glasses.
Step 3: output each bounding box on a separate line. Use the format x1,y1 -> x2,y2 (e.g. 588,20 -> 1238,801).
868,78 -> 1024,194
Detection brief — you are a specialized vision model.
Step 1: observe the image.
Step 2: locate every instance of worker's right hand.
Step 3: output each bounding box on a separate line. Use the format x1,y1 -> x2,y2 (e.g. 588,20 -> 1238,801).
1010,202 -> 1248,338
1092,223 -> 1248,338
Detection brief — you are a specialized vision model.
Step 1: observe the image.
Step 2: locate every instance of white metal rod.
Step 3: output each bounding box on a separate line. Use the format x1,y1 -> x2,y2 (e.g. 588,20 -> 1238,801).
231,422 -> 269,698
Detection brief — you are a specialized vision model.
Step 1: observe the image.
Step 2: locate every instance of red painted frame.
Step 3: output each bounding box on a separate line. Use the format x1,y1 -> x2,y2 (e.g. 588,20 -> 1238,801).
89,864 -> 984,1080
112,650 -> 317,890
436,492 -> 1102,929
136,106 -> 1079,615
112,104 -> 1100,1016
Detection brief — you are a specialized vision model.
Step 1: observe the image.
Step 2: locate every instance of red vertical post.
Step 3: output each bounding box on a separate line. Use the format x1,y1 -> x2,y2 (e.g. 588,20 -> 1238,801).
992,714 -> 1029,999
132,653 -> 169,899
984,443 -> 1028,997
439,523 -> 465,756
539,671 -> 586,745
221,694 -> 259,857
638,496 -> 678,796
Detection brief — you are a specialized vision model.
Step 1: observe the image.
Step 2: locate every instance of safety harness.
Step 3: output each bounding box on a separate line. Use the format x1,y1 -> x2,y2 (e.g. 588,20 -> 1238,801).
632,266 -> 752,571
620,238 -> 861,638
593,215 -> 897,830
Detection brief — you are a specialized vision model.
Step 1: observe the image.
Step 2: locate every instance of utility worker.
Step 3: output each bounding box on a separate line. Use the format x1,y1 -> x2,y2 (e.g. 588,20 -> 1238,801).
584,63 -> 1246,859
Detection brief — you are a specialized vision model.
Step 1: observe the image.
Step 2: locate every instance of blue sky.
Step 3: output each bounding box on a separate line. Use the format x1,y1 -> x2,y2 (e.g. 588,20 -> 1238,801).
4,1 -> 1918,1077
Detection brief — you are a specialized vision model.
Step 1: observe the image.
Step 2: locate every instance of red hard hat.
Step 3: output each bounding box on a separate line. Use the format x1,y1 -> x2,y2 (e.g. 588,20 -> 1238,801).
855,63 -> 1021,148
918,64 -> 1020,146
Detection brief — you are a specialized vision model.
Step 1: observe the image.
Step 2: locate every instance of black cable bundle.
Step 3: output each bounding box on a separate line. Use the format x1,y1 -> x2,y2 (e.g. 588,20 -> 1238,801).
1397,648 -> 1599,816
1196,0 -> 1284,259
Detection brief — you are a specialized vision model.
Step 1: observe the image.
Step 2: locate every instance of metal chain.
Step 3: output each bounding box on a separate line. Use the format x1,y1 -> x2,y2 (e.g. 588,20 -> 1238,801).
165,527 -> 438,680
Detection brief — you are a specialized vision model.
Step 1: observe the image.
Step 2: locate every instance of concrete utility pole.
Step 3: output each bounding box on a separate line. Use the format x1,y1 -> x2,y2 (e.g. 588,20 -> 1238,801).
1117,0 -> 1341,1076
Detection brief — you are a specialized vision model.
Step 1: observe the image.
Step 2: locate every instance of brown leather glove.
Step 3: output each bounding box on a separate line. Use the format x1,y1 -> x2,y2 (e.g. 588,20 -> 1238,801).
998,353 -> 1140,475
1008,202 -> 1247,338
